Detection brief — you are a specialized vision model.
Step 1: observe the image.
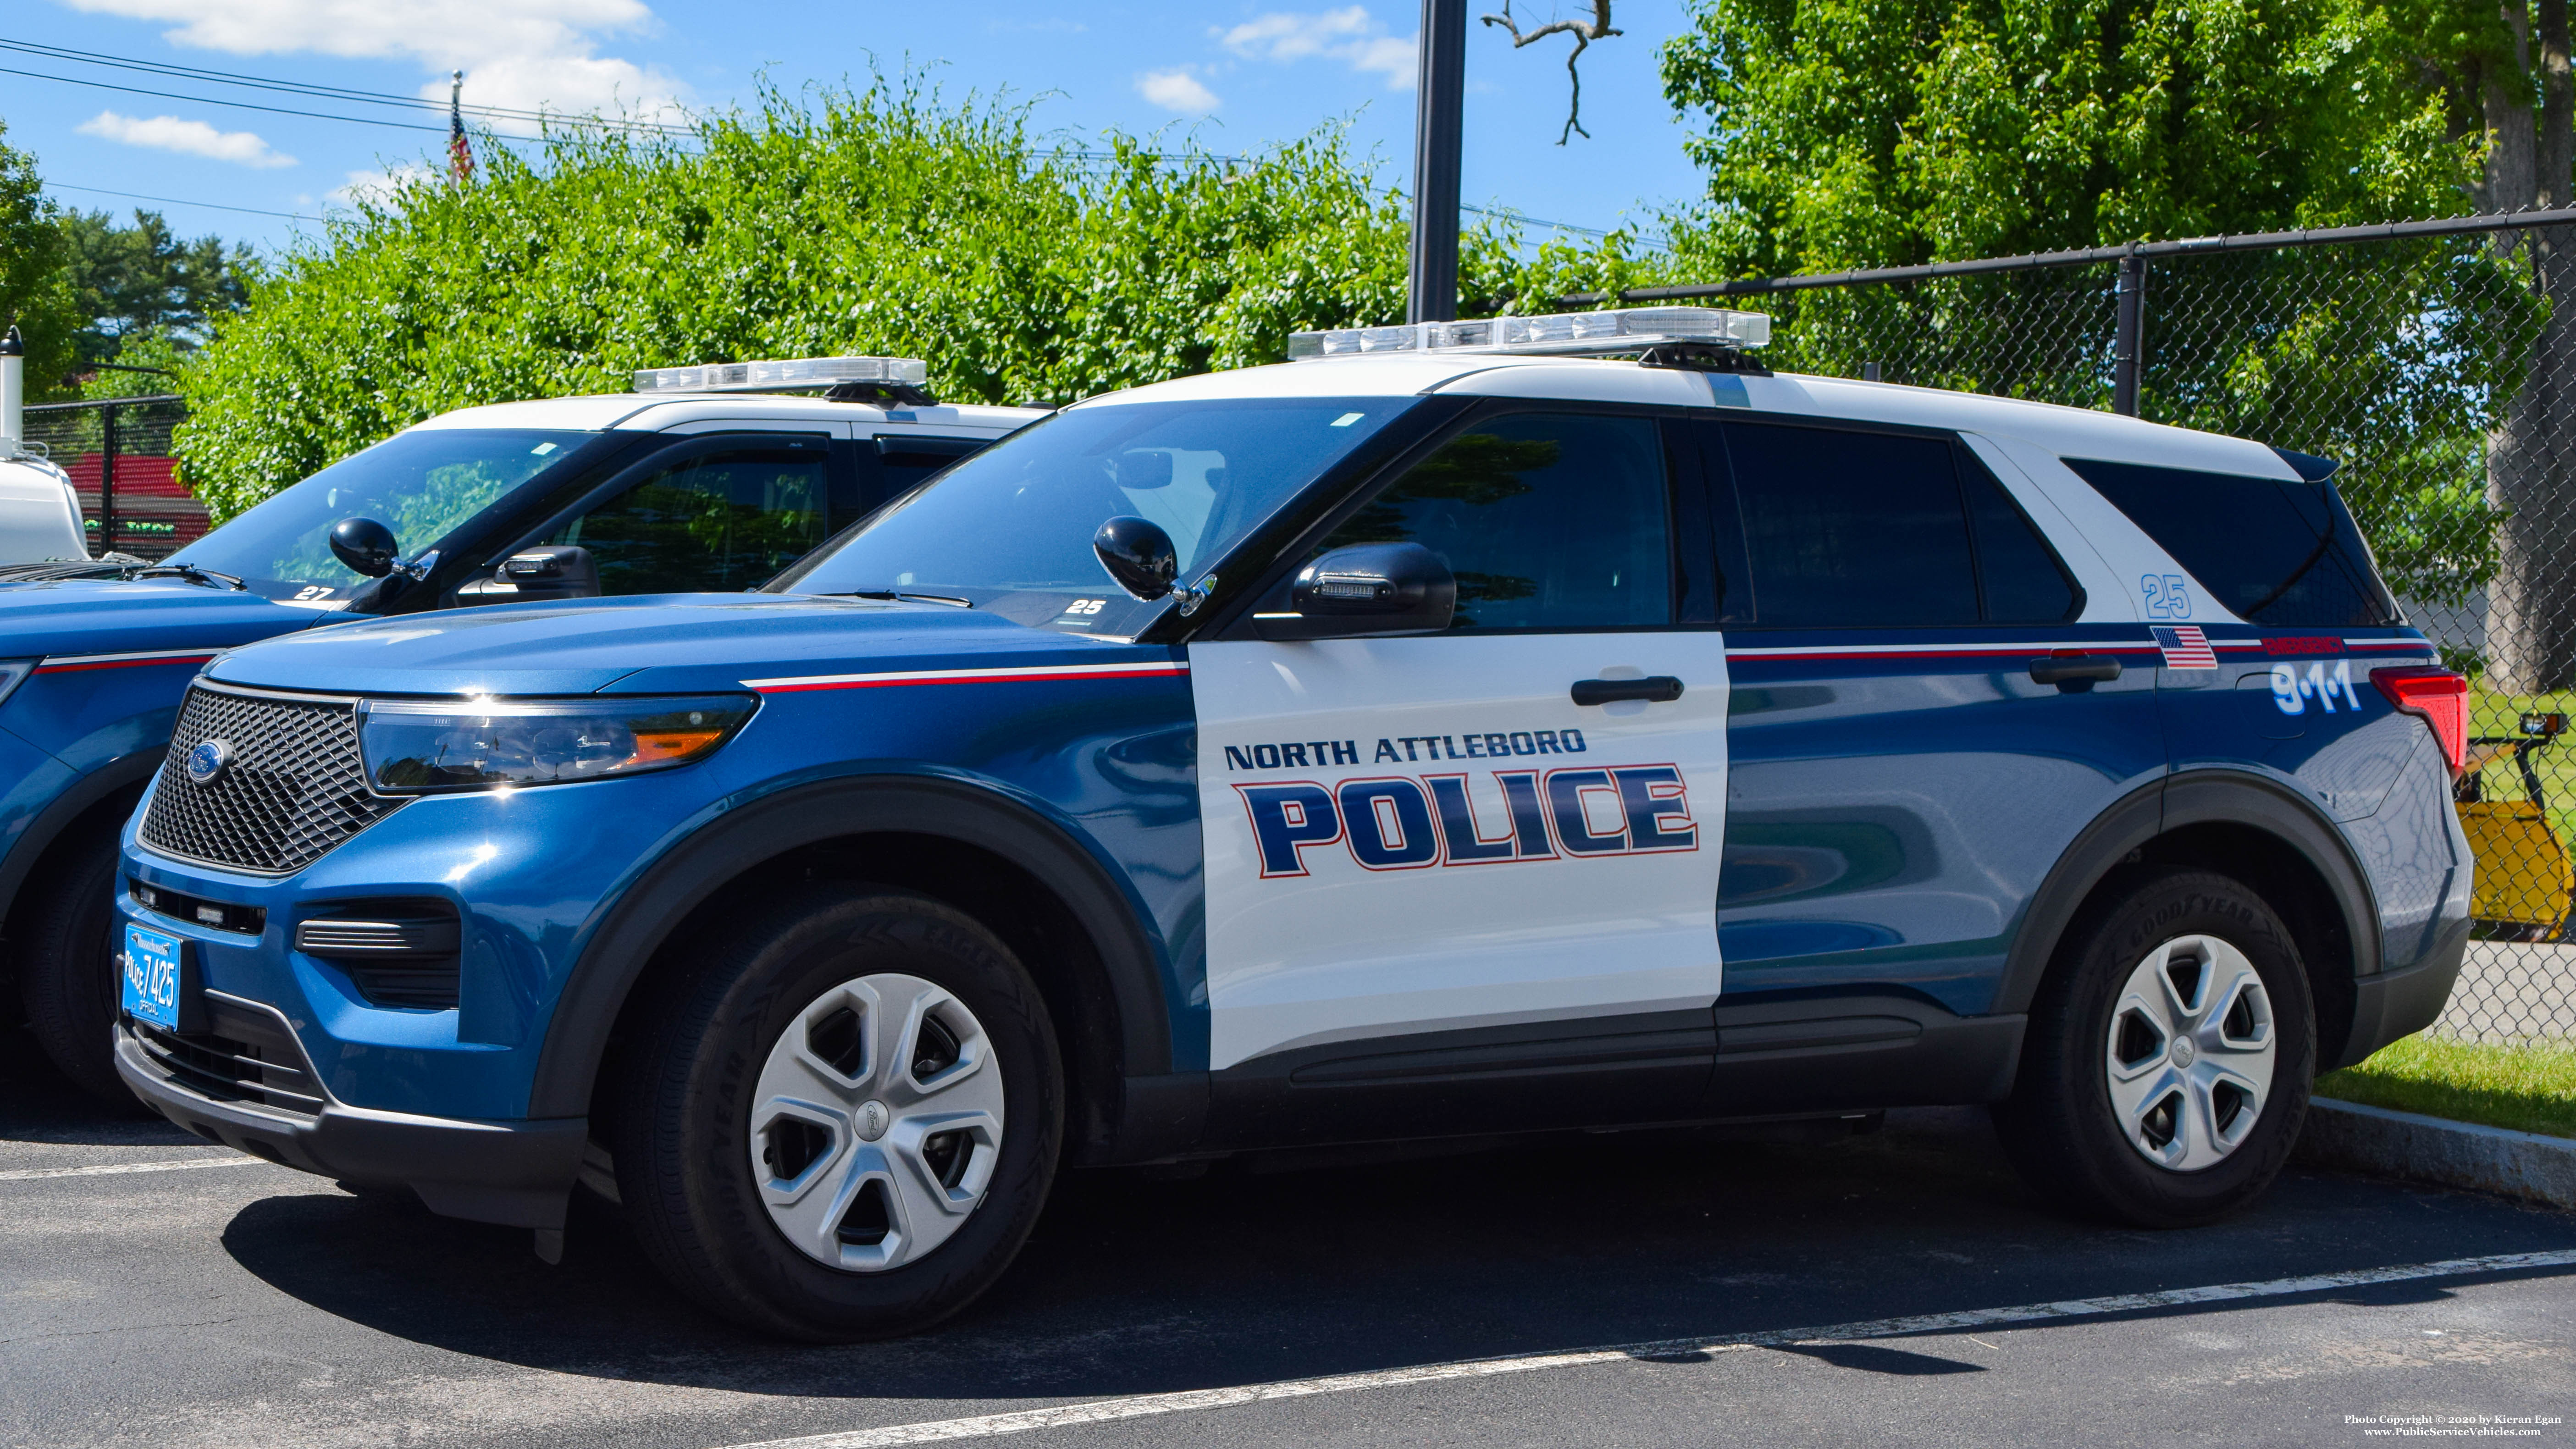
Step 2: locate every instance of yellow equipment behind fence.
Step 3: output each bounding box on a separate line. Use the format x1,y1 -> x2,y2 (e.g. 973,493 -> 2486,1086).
2457,712 -> 2574,942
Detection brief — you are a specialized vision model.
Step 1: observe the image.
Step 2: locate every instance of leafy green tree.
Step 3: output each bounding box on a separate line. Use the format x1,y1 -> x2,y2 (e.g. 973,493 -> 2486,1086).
1649,0 -> 2539,611
177,82 -> 1599,520
0,121 -> 82,402
55,209 -> 254,366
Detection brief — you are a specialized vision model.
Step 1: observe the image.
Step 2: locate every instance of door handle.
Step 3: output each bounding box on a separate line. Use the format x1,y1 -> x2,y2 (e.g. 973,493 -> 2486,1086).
2028,655 -> 2123,686
1571,676 -> 1685,706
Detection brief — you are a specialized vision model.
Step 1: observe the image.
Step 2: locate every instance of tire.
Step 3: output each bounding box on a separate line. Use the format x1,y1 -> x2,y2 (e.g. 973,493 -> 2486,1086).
608,885 -> 1064,1341
17,828 -> 138,1105
1994,869 -> 2316,1228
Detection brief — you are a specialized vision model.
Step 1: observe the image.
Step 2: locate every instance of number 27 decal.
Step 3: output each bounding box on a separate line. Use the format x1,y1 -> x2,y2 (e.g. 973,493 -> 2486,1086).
2142,574 -> 2192,619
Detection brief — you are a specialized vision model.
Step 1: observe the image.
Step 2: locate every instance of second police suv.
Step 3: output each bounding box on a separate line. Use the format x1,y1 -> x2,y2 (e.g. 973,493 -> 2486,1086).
112,308 -> 2472,1340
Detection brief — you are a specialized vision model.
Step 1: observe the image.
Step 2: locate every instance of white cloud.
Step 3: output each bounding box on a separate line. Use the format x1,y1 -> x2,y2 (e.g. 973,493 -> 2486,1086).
331,163 -> 436,207
1218,7 -> 1416,88
77,110 -> 296,167
1137,68 -> 1221,115
58,0 -> 691,134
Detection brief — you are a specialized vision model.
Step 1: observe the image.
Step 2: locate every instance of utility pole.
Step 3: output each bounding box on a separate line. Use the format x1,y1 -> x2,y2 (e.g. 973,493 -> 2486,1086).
1408,0 -> 1468,324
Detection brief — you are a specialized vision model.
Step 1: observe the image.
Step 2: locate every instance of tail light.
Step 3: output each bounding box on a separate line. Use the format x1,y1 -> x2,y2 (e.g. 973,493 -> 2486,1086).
2371,666 -> 2469,773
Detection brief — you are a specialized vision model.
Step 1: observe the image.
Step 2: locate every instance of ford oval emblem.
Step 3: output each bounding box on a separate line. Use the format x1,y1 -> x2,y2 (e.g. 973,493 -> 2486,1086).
185,739 -> 232,787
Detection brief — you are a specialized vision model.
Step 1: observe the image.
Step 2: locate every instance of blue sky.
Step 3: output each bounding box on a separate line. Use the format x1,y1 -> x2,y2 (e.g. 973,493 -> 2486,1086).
3,1 -> 1711,258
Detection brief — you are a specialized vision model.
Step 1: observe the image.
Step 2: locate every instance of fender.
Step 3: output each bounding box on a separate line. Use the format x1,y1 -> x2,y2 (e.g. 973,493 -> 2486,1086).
0,749 -> 162,925
1991,768 -> 2382,1018
525,774 -> 1178,1120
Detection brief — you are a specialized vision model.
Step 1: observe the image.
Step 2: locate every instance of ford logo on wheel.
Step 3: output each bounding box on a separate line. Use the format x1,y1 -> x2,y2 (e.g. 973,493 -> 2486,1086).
185,739 -> 233,787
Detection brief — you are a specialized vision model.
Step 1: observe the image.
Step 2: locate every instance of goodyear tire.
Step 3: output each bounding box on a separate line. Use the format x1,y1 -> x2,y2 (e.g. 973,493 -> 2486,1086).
1994,869 -> 2315,1228
610,885 -> 1063,1340
19,829 -> 137,1104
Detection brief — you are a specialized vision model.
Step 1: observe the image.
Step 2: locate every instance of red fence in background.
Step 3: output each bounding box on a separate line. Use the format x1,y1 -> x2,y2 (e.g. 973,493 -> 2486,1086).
20,395 -> 200,561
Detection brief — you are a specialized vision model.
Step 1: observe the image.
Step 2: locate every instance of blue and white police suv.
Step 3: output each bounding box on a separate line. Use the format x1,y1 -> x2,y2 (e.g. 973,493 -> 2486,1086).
0,358 -> 1039,1102
111,308 -> 2471,1339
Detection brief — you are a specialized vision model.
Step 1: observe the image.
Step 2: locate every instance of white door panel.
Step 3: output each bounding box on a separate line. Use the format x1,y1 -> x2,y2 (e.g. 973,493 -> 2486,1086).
1193,633 -> 1730,1070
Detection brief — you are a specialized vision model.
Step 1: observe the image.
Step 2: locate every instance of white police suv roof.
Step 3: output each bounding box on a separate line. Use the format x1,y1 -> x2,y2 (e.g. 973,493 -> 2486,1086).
410,391 -> 1048,434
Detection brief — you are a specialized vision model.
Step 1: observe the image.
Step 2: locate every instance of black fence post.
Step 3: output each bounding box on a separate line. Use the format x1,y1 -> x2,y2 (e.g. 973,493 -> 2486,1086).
2112,251 -> 2147,416
99,402 -> 118,557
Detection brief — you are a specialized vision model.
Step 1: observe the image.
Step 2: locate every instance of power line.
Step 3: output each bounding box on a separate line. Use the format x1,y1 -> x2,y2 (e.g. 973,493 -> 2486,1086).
0,35 -> 696,135
43,182 -> 317,222
0,64 -> 451,134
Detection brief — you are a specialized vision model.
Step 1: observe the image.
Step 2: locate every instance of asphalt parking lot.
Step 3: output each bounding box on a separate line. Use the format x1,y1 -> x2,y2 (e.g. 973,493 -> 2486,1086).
4,1020 -> 2570,1449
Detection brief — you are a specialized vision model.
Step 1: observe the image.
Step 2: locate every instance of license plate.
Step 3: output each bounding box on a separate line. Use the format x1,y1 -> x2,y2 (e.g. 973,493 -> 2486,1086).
121,924 -> 186,1032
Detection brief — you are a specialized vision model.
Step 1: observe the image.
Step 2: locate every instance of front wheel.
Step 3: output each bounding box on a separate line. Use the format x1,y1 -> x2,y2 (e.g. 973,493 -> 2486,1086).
610,886 -> 1063,1340
18,828 -> 137,1104
1994,869 -> 2316,1227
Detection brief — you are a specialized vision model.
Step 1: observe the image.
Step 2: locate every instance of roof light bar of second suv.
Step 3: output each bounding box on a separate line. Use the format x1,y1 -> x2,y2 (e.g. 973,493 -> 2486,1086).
631,355 -> 929,394
1287,305 -> 1772,361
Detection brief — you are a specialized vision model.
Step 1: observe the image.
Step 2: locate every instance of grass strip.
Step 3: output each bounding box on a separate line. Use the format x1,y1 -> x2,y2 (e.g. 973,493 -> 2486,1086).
2316,1033 -> 2576,1139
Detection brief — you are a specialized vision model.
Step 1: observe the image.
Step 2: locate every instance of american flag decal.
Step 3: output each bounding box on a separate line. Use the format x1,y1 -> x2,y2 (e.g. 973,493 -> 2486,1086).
2152,625 -> 2218,669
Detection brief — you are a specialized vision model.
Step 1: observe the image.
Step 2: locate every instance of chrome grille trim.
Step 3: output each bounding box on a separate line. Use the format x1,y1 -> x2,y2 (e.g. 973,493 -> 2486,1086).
138,681 -> 404,875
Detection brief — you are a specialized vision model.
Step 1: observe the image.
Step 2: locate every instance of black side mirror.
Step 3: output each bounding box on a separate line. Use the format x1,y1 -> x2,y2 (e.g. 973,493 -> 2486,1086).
329,517 -> 401,578
498,546 -> 599,601
1255,542 -> 1455,641
1094,515 -> 1177,600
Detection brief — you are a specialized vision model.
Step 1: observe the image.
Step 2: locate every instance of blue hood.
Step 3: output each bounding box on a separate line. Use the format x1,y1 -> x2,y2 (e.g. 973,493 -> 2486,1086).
205,593 -> 1155,697
0,578 -> 322,660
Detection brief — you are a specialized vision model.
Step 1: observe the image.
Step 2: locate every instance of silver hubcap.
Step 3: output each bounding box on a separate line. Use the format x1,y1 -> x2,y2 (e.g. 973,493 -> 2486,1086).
748,973 -> 1004,1272
2105,934 -> 2277,1171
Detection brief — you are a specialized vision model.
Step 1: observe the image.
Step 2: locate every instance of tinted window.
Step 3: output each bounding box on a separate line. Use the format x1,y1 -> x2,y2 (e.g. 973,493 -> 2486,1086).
1315,412 -> 1673,630
1720,422 -> 1978,627
2065,459 -> 2398,626
550,437 -> 830,594
1962,452 -> 2080,623
873,434 -> 988,499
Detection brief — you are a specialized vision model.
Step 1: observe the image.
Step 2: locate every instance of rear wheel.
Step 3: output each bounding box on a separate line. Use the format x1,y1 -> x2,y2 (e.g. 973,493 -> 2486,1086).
1994,869 -> 2315,1227
610,886 -> 1062,1340
18,829 -> 136,1104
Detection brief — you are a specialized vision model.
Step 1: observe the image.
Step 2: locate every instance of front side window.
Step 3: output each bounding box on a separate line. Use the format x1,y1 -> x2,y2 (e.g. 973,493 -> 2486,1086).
1308,412 -> 1674,630
550,437 -> 830,595
2065,458 -> 2398,627
169,429 -> 605,603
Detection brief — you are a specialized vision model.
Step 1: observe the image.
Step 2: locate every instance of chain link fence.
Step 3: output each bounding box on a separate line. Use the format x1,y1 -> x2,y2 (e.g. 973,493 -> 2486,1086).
18,395 -> 205,562
1556,215 -> 2576,1046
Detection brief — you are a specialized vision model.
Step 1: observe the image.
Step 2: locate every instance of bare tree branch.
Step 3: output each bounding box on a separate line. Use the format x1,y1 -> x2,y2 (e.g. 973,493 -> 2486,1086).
1481,1 -> 1620,144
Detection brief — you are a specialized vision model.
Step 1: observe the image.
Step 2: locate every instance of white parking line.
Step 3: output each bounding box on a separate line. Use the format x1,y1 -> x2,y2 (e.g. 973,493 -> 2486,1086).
0,1155 -> 259,1183
722,1247 -> 2576,1449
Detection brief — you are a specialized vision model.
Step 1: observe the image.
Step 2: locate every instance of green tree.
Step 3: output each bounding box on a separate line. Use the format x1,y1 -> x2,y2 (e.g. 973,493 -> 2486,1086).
0,121 -> 82,402
55,208 -> 254,366
178,82 -> 1598,520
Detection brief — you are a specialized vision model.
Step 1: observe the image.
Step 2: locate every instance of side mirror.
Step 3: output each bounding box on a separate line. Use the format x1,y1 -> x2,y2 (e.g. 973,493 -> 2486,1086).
497,545 -> 599,601
1094,515 -> 1177,601
329,517 -> 401,578
1254,542 -> 1455,641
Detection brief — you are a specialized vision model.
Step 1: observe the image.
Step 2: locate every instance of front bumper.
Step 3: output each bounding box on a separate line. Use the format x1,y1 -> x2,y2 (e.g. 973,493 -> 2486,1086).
115,1001 -> 585,1229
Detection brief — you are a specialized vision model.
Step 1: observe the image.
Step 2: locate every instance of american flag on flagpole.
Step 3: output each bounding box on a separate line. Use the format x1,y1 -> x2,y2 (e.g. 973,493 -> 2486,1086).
448,70 -> 475,182
2152,625 -> 2218,669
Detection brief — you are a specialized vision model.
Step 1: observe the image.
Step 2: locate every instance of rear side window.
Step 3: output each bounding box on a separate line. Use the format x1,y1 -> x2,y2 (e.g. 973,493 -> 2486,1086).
1712,422 -> 2078,628
2064,459 -> 2398,627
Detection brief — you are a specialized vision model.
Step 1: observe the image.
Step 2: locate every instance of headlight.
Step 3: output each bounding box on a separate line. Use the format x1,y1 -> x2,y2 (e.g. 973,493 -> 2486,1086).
358,694 -> 758,793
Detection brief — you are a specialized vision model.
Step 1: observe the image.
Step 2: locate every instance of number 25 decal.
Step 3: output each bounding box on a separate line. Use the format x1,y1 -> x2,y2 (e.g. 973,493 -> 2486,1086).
2142,574 -> 2192,619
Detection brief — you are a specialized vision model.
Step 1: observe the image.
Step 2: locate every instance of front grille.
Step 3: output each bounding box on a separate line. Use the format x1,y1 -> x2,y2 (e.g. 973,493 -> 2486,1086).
128,997 -> 325,1120
138,683 -> 403,875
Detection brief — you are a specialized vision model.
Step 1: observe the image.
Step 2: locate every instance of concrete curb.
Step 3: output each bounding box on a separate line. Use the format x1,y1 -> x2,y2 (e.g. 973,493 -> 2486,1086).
2297,1097 -> 2576,1208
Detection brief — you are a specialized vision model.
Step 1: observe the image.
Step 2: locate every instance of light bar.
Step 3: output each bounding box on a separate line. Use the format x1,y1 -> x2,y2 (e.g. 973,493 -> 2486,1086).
632,355 -> 929,394
1287,306 -> 1771,361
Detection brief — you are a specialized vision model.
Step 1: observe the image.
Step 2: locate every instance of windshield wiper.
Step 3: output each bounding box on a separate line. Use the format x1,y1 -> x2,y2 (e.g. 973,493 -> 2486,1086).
132,563 -> 249,592
843,589 -> 974,608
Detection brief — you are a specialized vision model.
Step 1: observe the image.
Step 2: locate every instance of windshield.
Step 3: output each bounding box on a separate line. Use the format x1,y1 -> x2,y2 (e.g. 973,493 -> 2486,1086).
770,396 -> 1413,634
168,429 -> 605,604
